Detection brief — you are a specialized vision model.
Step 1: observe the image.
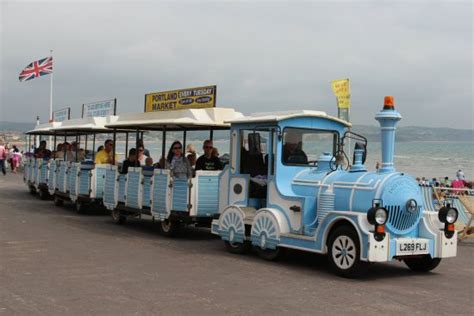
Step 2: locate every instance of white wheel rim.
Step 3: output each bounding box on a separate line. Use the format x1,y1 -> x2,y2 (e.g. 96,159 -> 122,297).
332,235 -> 356,270
161,220 -> 171,232
260,233 -> 266,249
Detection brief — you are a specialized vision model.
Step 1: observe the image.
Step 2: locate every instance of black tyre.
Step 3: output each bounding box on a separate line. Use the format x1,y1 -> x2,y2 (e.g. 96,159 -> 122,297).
53,195 -> 63,206
327,225 -> 368,278
404,256 -> 441,272
111,209 -> 127,225
29,186 -> 37,195
224,240 -> 251,254
159,219 -> 180,237
38,189 -> 49,200
256,246 -> 283,261
75,200 -> 86,214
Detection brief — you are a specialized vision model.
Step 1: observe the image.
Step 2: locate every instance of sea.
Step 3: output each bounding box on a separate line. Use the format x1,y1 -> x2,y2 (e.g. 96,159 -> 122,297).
114,139 -> 473,181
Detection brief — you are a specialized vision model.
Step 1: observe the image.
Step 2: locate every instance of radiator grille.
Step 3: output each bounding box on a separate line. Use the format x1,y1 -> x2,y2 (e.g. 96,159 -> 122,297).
385,205 -> 421,235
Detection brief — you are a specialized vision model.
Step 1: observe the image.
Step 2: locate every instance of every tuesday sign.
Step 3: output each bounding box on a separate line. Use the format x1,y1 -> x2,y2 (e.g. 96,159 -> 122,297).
144,85 -> 216,112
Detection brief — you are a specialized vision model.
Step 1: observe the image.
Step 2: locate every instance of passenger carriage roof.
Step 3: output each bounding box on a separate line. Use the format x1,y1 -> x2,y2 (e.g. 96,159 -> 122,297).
26,122 -> 62,135
105,107 -> 244,131
50,116 -> 123,134
226,110 -> 352,127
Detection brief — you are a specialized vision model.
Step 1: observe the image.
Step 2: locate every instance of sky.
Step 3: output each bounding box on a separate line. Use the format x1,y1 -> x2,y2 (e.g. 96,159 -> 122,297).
1,0 -> 472,129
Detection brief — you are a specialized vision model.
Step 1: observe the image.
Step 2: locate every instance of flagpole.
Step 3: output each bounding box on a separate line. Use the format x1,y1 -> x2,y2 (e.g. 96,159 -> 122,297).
49,50 -> 53,150
49,50 -> 53,121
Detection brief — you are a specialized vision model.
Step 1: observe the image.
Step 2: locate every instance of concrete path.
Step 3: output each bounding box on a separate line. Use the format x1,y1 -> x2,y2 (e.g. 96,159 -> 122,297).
1,174 -> 473,315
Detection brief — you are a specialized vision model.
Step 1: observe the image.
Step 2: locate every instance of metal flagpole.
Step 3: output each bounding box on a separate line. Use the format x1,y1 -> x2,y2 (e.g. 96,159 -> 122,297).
49,50 -> 53,121
49,50 -> 53,150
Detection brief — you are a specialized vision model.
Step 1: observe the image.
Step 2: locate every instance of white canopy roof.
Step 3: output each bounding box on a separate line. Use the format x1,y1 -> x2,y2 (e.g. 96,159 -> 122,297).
105,107 -> 244,130
226,110 -> 352,127
26,122 -> 62,135
51,116 -> 120,133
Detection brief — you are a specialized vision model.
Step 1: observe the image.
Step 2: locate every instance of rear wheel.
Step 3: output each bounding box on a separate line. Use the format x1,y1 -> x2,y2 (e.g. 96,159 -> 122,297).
224,241 -> 251,254
75,200 -> 86,214
111,208 -> 126,225
53,195 -> 63,206
404,256 -> 441,272
159,219 -> 180,237
29,186 -> 37,195
327,225 -> 368,278
38,189 -> 49,200
256,247 -> 283,261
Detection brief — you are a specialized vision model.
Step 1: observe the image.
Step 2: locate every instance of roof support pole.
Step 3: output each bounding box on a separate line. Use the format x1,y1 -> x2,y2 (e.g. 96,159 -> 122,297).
161,126 -> 167,163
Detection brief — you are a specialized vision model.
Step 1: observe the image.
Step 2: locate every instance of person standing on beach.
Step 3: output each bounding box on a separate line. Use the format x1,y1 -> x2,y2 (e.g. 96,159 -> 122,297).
0,141 -> 7,175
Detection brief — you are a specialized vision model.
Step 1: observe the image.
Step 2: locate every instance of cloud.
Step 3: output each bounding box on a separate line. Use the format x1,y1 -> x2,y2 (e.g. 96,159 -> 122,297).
1,1 -> 472,128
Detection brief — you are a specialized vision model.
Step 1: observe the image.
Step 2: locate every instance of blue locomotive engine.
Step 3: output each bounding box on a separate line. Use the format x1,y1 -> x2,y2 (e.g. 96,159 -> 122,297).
213,96 -> 458,277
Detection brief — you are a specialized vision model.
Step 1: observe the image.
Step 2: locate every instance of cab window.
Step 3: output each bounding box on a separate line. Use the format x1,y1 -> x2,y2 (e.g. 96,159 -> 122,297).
282,128 -> 337,165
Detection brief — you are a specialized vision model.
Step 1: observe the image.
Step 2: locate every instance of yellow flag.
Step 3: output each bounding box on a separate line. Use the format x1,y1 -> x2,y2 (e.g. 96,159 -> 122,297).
331,79 -> 351,109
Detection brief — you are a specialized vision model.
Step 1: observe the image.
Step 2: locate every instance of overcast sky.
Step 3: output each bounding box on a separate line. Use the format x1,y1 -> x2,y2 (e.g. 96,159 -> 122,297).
1,0 -> 472,128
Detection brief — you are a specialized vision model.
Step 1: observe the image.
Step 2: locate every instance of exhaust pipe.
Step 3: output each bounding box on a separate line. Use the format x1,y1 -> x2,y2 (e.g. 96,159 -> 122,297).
375,96 -> 402,173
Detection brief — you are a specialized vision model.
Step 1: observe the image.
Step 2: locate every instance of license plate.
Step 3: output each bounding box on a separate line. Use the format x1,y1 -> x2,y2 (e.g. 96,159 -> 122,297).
396,238 -> 429,255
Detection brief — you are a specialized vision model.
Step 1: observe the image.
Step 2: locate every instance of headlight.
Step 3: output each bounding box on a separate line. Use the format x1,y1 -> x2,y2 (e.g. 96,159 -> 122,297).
438,206 -> 458,224
406,199 -> 418,213
367,207 -> 388,225
446,208 -> 458,224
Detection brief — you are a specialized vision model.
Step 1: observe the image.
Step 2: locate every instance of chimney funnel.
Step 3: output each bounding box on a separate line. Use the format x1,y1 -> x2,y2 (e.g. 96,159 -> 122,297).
375,96 -> 402,173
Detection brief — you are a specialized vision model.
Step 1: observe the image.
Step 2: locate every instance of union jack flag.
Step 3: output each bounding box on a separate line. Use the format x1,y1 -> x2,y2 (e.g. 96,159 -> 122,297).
19,56 -> 53,82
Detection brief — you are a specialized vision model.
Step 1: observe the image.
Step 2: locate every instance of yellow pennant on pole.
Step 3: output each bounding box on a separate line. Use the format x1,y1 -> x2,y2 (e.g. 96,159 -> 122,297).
331,78 -> 351,109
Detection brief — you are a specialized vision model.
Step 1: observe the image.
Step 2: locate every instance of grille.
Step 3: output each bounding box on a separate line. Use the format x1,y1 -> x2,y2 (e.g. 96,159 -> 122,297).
385,205 -> 421,235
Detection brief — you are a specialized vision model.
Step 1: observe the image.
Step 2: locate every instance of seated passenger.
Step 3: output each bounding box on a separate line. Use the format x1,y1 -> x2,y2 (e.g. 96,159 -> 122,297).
121,148 -> 140,174
145,157 -> 154,167
167,141 -> 192,179
283,131 -> 307,164
186,144 -> 197,168
95,139 -> 119,165
195,140 -> 223,171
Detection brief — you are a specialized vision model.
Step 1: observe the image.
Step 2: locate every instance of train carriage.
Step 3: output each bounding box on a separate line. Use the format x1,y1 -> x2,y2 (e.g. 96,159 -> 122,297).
49,116 -> 121,212
25,121 -> 62,199
212,97 -> 458,277
103,107 -> 243,234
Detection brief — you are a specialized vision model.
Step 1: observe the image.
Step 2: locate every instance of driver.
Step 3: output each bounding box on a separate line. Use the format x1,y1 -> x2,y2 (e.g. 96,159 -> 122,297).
283,130 -> 308,164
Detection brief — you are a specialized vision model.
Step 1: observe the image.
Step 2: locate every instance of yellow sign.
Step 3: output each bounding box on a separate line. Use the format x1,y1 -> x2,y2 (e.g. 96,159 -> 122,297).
145,85 -> 216,112
331,79 -> 351,109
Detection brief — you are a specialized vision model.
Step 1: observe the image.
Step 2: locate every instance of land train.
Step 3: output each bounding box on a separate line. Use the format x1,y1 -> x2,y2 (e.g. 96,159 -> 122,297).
24,97 -> 458,277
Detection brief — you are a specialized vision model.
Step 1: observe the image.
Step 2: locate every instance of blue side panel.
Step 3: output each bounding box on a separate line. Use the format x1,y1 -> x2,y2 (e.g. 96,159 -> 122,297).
103,168 -> 117,207
48,161 -> 56,191
39,161 -> 49,184
78,170 -> 91,195
118,175 -> 126,203
68,165 -> 78,194
152,173 -> 168,217
197,176 -> 220,216
58,163 -> 67,193
32,160 -> 38,184
95,168 -> 106,199
172,179 -> 188,212
142,175 -> 152,207
127,171 -> 141,209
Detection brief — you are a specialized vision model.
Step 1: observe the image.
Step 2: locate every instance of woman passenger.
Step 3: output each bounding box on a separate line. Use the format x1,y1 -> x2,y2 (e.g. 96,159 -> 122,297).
166,141 -> 192,179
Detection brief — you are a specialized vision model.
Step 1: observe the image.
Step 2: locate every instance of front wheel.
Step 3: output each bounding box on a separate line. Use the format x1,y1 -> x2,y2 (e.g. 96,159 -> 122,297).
159,219 -> 180,237
404,256 -> 441,272
327,225 -> 368,278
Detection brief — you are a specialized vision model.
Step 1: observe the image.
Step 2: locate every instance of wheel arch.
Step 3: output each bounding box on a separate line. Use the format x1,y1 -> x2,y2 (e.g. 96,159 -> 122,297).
323,217 -> 364,259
